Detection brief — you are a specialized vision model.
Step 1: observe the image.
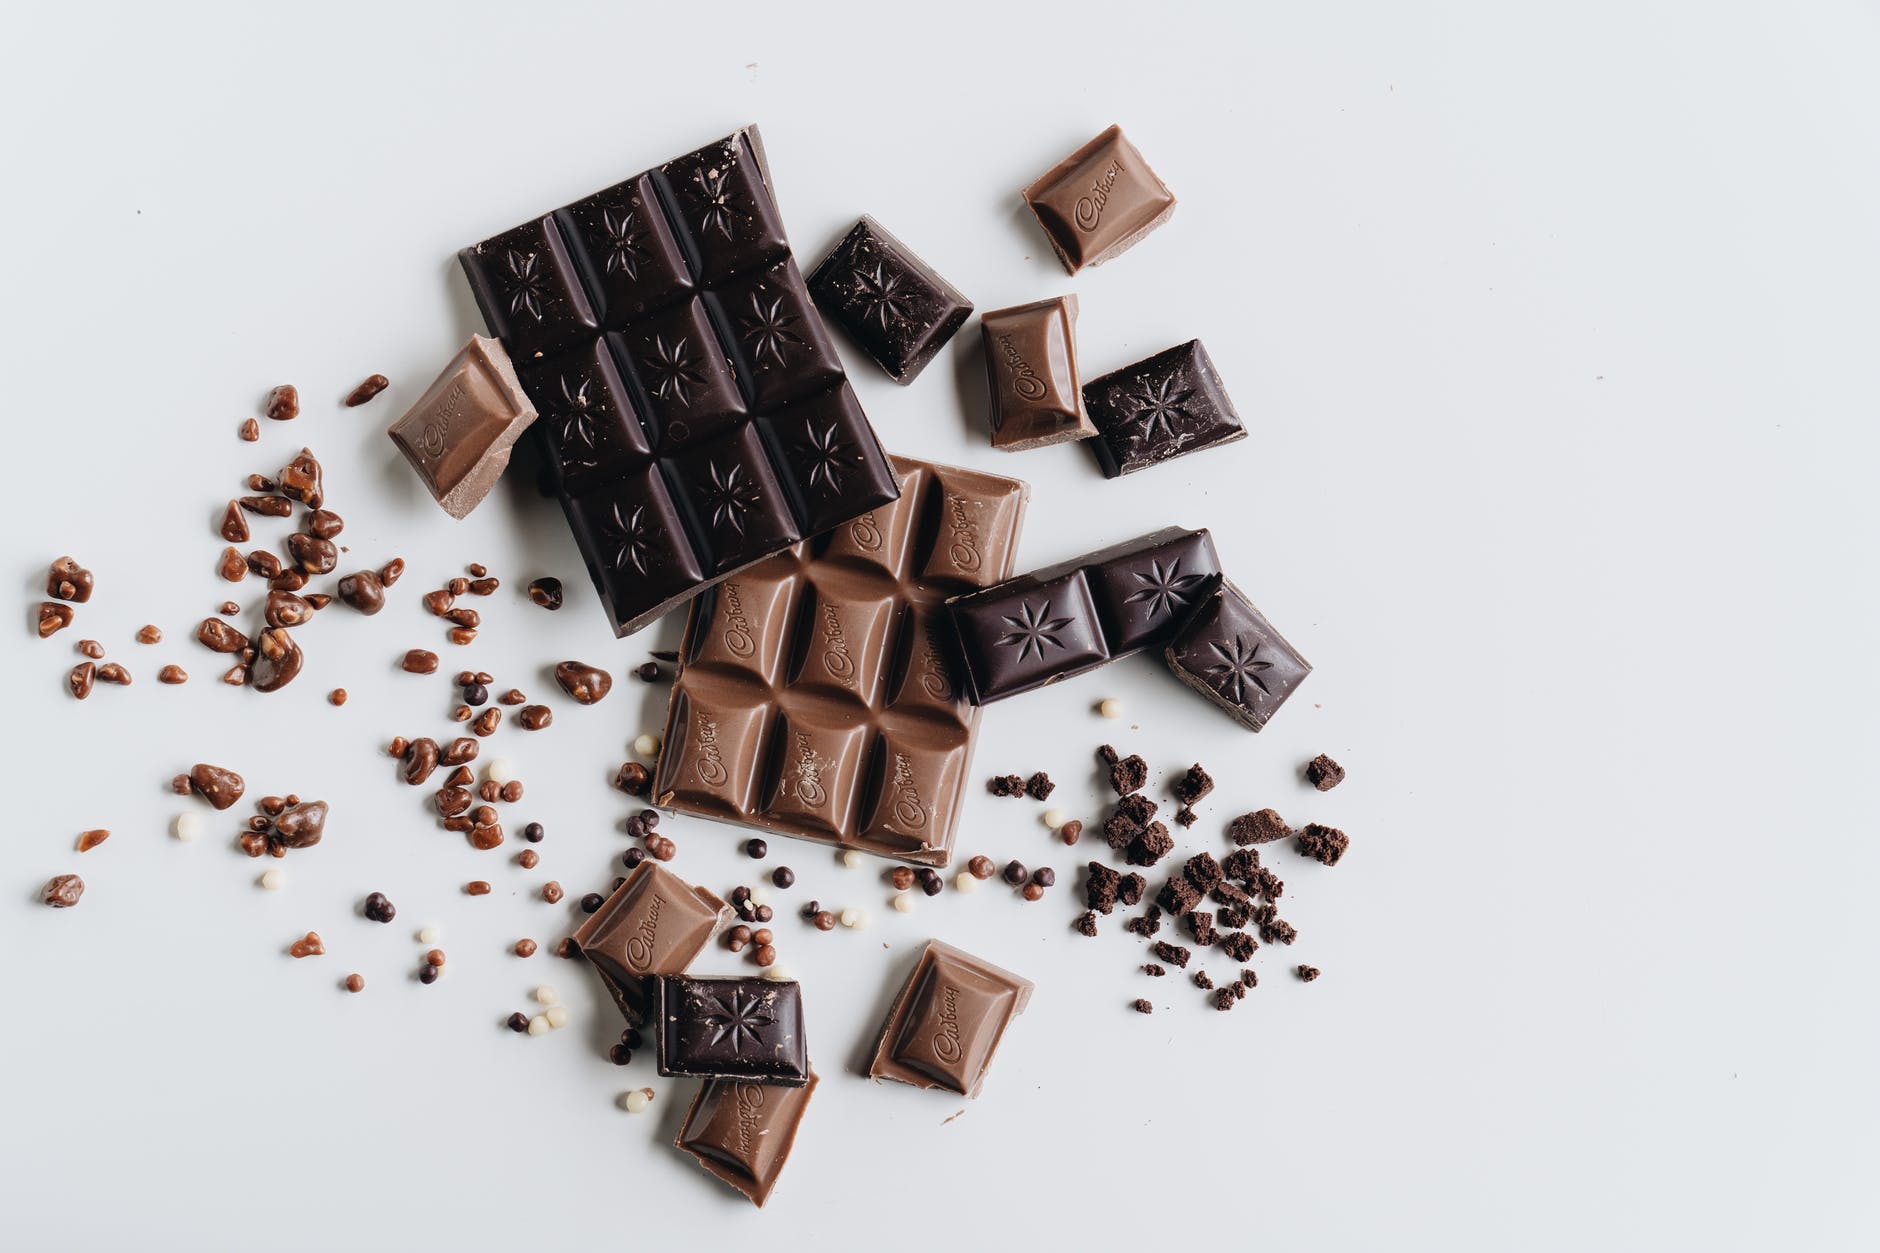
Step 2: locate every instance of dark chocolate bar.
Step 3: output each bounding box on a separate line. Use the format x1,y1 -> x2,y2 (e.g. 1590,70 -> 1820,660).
674,1070 -> 818,1207
652,457 -> 1028,864
1164,580 -> 1310,731
867,940 -> 1031,1099
980,295 -> 1095,451
1023,124 -> 1176,274
655,975 -> 809,1086
570,863 -> 730,1023
1083,340 -> 1245,478
945,527 -> 1220,704
808,216 -> 973,384
458,128 -> 899,636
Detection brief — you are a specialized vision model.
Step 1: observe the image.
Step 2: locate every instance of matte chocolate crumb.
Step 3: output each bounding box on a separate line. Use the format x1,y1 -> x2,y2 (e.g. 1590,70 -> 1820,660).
1212,988 -> 1237,1011
1228,807 -> 1291,846
1073,911 -> 1099,937
1084,861 -> 1122,914
1123,823 -> 1174,867
1156,876 -> 1203,915
1249,866 -> 1285,903
1150,940 -> 1191,969
1171,763 -> 1213,806
1182,851 -> 1222,893
1296,823 -> 1349,867
1098,744 -> 1120,766
988,773 -> 1026,797
1217,902 -> 1253,931
1117,872 -> 1145,907
1296,964 -> 1320,982
1132,998 -> 1154,1014
1211,881 -> 1251,909
1124,905 -> 1163,938
1221,847 -> 1262,883
1175,807 -> 1198,827
1192,970 -> 1214,990
1240,969 -> 1258,989
1221,931 -> 1258,962
1141,963 -> 1166,977
1305,754 -> 1346,791
1107,752 -> 1148,796
1183,910 -> 1217,946
1025,771 -> 1055,801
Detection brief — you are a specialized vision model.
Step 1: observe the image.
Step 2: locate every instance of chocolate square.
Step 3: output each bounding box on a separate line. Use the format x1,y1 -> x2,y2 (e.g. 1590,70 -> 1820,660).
758,383 -> 900,535
570,863 -> 730,1022
980,295 -> 1094,451
516,338 -> 648,497
556,171 -> 694,322
655,975 -> 810,1086
808,216 -> 973,384
386,336 -> 538,520
458,217 -> 598,359
1083,340 -> 1246,478
1165,580 -> 1311,731
868,940 -> 1031,1099
665,424 -> 799,574
674,1071 -> 819,1208
707,256 -> 844,411
946,568 -> 1108,703
1023,125 -> 1176,275
562,467 -> 705,627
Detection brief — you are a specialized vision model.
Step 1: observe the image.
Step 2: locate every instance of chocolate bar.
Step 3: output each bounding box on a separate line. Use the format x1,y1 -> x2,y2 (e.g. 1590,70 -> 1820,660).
1083,340 -> 1245,478
808,216 -> 972,384
1023,124 -> 1176,274
652,456 -> 1027,864
674,1070 -> 818,1207
1164,580 -> 1310,731
867,940 -> 1031,1099
570,863 -> 730,1022
387,336 -> 538,519
980,295 -> 1095,451
655,975 -> 809,1086
458,128 -> 899,636
945,527 -> 1220,704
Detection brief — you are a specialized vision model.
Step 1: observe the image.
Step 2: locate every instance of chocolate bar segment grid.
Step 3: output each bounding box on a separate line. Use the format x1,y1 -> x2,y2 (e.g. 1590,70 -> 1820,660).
459,128 -> 899,636
652,457 -> 1028,865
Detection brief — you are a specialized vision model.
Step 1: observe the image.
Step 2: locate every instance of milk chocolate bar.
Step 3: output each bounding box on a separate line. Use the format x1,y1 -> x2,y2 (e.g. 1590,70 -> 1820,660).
945,527 -> 1220,704
867,940 -> 1031,1099
652,457 -> 1027,864
458,127 -> 899,636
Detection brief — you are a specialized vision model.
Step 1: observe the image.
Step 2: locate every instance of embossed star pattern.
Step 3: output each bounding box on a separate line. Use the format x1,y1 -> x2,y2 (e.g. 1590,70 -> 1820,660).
701,462 -> 758,536
601,502 -> 652,575
797,422 -> 847,495
1128,376 -> 1196,442
738,292 -> 803,366
1124,558 -> 1208,619
554,375 -> 600,470
700,988 -> 775,1053
642,334 -> 703,406
692,167 -> 740,239
996,599 -> 1075,662
501,249 -> 546,322
1205,635 -> 1274,705
851,264 -> 909,329
599,207 -> 647,280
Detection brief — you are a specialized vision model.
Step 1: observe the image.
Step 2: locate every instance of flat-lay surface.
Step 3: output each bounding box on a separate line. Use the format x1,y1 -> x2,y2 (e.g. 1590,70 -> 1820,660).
3,3 -> 1878,1250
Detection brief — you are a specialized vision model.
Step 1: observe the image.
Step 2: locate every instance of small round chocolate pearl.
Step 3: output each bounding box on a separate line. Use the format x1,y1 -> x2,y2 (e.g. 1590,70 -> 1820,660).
172,812 -> 203,842
1032,867 -> 1056,888
839,907 -> 867,929
1042,807 -> 1067,830
1098,697 -> 1123,718
890,867 -> 915,891
840,849 -> 864,869
891,892 -> 913,913
526,1014 -> 549,1035
636,662 -> 660,682
621,1028 -> 642,1049
425,948 -> 447,967
419,965 -> 439,984
622,847 -> 646,869
752,928 -> 773,946
954,871 -> 980,893
258,867 -> 285,891
619,1088 -> 653,1113
418,925 -> 442,945
487,758 -> 516,785
519,849 -> 539,869
344,973 -> 364,993
771,866 -> 795,889
608,1043 -> 632,1065
812,910 -> 836,931
507,1012 -> 530,1032
515,938 -> 537,957
463,682 -> 489,706
523,822 -> 545,842
753,904 -> 773,923
916,868 -> 943,897
1002,860 -> 1028,886
534,985 -> 559,1005
639,809 -> 659,831
632,733 -> 660,758
753,944 -> 777,967
544,1005 -> 570,1029
1021,882 -> 1045,902
727,925 -> 753,952
647,836 -> 676,861
580,892 -> 604,913
967,855 -> 996,880
745,838 -> 767,859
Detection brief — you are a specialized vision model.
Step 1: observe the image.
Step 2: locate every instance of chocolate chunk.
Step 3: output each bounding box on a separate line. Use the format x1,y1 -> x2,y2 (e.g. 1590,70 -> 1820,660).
527,577 -> 563,610
1024,771 -> 1055,801
240,494 -> 293,518
217,547 -> 247,583
278,447 -> 324,509
68,663 -> 96,700
1149,940 -> 1191,969
264,384 -> 299,421
1172,763 -> 1213,806
1124,905 -> 1162,938
1212,881 -> 1252,910
219,500 -> 250,543
37,602 -> 73,638
1229,807 -> 1291,846
980,295 -> 1095,450
1183,910 -> 1216,946
1073,911 -> 1099,937
1221,846 -> 1262,882
271,800 -> 328,849
1182,852 -> 1222,893
1165,581 -> 1311,731
1296,965 -> 1320,982
988,773 -> 1026,797
1141,964 -> 1165,977
1084,340 -> 1245,478
250,627 -> 303,692
345,374 -> 390,407
1124,822 -> 1173,867
388,336 -> 536,520
95,663 -> 130,686
188,763 -> 246,810
240,418 -> 259,441
808,215 -> 973,384
158,665 -> 187,684
518,704 -> 552,730
46,556 -> 94,603
1249,866 -> 1286,903
246,550 -> 282,579
1192,970 -> 1214,990
336,569 -> 385,614
1084,861 -> 1122,914
1022,125 -> 1175,274
1132,998 -> 1154,1014
674,1071 -> 818,1208
1296,823 -> 1349,867
553,661 -> 611,705
41,874 -> 85,907
287,532 -> 338,576
652,457 -> 1027,865
1306,754 -> 1346,791
656,975 -> 808,1086
1108,753 -> 1149,797
1213,988 -> 1237,1011
1156,875 -> 1203,915
402,738 -> 440,786
1220,931 -> 1257,963
867,940 -> 1031,1100
1117,872 -> 1145,907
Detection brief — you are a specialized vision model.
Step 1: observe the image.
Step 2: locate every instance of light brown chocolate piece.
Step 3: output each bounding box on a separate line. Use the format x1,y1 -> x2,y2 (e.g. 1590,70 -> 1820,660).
387,335 -> 536,520
867,939 -> 1031,1100
674,1070 -> 818,1208
979,295 -> 1094,451
1023,125 -> 1175,274
571,862 -> 730,1024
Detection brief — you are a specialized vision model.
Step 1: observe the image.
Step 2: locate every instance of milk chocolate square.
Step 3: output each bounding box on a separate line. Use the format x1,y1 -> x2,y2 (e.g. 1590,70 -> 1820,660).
868,940 -> 1032,1099
387,336 -> 538,520
675,1070 -> 818,1207
570,863 -> 730,1023
980,295 -> 1095,451
1023,125 -> 1176,274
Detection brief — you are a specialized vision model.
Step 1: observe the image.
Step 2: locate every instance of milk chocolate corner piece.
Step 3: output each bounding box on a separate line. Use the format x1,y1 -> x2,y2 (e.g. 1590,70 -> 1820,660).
674,1069 -> 818,1207
867,939 -> 1032,1099
571,862 -> 729,1022
387,335 -> 537,519
1022,124 -> 1176,274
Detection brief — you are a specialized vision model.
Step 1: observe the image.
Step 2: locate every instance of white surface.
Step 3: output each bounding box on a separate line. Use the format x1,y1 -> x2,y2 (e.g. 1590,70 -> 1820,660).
3,3 -> 1877,1249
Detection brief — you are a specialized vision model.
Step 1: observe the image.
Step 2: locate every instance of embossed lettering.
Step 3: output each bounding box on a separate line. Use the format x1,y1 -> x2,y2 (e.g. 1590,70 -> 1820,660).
1074,159 -> 1126,233
622,892 -> 664,970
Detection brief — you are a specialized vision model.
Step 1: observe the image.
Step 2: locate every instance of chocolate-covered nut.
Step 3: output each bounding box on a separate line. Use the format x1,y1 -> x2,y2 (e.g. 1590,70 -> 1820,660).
264,384 -> 299,421
614,761 -> 648,794
518,705 -> 552,731
248,474 -> 276,493
306,509 -> 344,540
443,607 -> 480,629
468,577 -> 499,596
436,787 -> 472,818
47,557 -> 94,603
218,547 -> 247,582
136,625 -> 161,644
422,590 -> 454,617
403,737 -> 440,785
196,617 -> 249,654
240,495 -> 293,518
336,569 -> 385,615
221,663 -> 249,686
37,602 -> 74,638
379,557 -> 406,587
305,593 -> 332,611
470,823 -> 504,851
250,627 -> 304,692
440,737 -> 479,766
278,447 -> 324,508
189,763 -> 246,810
400,649 -> 439,675
553,661 -> 611,705
95,662 -> 130,685
287,532 -> 338,576
527,577 -> 563,610
77,639 -> 105,659
500,780 -> 523,803
158,664 -> 187,684
41,874 -> 85,908
264,589 -> 315,629
345,374 -> 389,407
246,549 -> 282,579
68,662 -> 94,700
472,708 -> 501,737
240,418 -> 260,441
220,500 -> 251,543
271,799 -> 328,849
448,627 -> 477,646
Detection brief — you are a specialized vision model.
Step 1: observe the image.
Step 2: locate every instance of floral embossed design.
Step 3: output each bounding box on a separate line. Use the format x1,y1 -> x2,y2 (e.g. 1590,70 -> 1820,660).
641,334 -> 704,406
601,502 -> 654,576
598,206 -> 647,281
850,263 -> 909,329
701,462 -> 759,537
501,250 -> 547,323
552,374 -> 602,472
1204,635 -> 1274,705
1126,376 -> 1196,443
995,599 -> 1075,662
797,422 -> 848,495
1124,558 -> 1208,620
699,987 -> 775,1053
738,291 -> 803,367
691,166 -> 741,240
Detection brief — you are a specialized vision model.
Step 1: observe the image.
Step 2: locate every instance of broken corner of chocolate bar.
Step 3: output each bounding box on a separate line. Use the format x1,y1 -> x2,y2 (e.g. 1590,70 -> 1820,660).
979,294 -> 1096,451
808,215 -> 973,384
1022,124 -> 1176,275
675,1071 -> 818,1208
571,862 -> 730,1023
1165,580 -> 1310,731
868,940 -> 1031,1100
388,335 -> 537,520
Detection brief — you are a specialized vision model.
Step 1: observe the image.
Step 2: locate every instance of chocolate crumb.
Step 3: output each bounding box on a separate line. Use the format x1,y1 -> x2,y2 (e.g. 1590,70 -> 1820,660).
1172,763 -> 1213,806
1084,862 -> 1121,914
1182,851 -> 1222,893
1073,911 -> 1099,937
1175,807 -> 1198,827
1192,970 -> 1214,990
1117,872 -> 1145,906
1123,822 -> 1174,867
1025,771 -> 1055,801
1228,808 -> 1292,846
344,374 -> 390,407
1183,910 -> 1217,946
1107,752 -> 1148,796
1132,998 -> 1154,1014
1150,940 -> 1191,969
1141,963 -> 1166,977
1305,754 -> 1346,791
1124,905 -> 1163,938
1156,875 -> 1202,915
1296,823 -> 1349,867
1212,988 -> 1237,1011
1295,964 -> 1320,982
1221,931 -> 1258,962
988,773 -> 1026,797
1222,846 -> 1261,883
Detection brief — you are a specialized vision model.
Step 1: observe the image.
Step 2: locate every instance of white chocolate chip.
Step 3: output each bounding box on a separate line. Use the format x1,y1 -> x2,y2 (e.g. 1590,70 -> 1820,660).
418,925 -> 442,946
1098,698 -> 1123,719
954,871 -> 980,893
619,1088 -> 652,1113
172,813 -> 202,842
1042,808 -> 1067,830
890,892 -> 913,913
632,733 -> 660,758
526,1014 -> 550,1036
762,963 -> 795,982
749,885 -> 769,906
544,1004 -> 570,1029
839,907 -> 868,929
258,868 -> 285,891
534,985 -> 559,1005
840,850 -> 864,869
486,757 -> 515,785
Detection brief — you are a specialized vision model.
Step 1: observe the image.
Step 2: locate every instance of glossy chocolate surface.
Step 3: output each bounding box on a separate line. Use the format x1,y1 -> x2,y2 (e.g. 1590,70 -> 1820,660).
980,295 -> 1094,451
387,336 -> 537,519
653,457 -> 1028,864
1023,124 -> 1176,274
867,940 -> 1031,1099
807,216 -> 973,384
1164,580 -> 1311,731
675,1070 -> 818,1207
571,863 -> 730,1022
1083,340 -> 1245,478
655,975 -> 809,1086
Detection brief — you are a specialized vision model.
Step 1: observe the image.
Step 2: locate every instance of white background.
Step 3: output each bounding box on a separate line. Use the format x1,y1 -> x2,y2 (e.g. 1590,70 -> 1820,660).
2,3 -> 1877,1249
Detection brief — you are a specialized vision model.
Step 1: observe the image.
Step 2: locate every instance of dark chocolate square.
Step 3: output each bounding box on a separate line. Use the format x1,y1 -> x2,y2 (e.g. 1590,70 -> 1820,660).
1165,580 -> 1311,731
708,257 -> 845,411
946,569 -> 1107,703
1083,527 -> 1222,654
459,215 -> 599,360
656,135 -> 790,282
655,975 -> 809,1086
563,468 -> 706,628
1083,340 -> 1246,478
517,339 -> 649,496
757,383 -> 899,535
665,425 -> 799,575
808,216 -> 973,384
556,172 -> 695,323
613,299 -> 746,449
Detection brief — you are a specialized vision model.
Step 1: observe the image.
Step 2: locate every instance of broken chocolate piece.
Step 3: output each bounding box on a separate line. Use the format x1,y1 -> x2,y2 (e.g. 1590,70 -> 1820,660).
1305,753 -> 1346,791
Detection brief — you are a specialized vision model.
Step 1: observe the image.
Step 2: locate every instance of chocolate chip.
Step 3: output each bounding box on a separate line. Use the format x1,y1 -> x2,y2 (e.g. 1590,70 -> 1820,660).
40,874 -> 84,907
37,603 -> 74,638
46,556 -> 94,603
553,661 -> 611,705
518,822 -> 544,845
527,577 -> 563,610
220,500 -> 250,544
345,374 -> 390,407
240,418 -> 260,441
1025,771 -> 1055,801
264,384 -> 299,421
1001,859 -> 1028,886
518,705 -> 552,731
250,627 -> 304,692
400,649 -> 439,675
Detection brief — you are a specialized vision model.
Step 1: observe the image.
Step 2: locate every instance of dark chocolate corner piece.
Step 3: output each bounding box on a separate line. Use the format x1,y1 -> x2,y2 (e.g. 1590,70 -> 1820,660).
868,939 -> 1031,1099
1022,124 -> 1176,274
1083,340 -> 1245,479
980,295 -> 1095,451
1164,580 -> 1310,731
808,216 -> 973,384
675,1070 -> 818,1207
655,975 -> 809,1086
